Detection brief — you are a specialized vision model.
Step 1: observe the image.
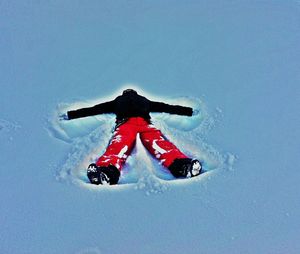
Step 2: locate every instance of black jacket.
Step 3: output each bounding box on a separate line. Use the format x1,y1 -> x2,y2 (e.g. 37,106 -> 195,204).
67,91 -> 193,123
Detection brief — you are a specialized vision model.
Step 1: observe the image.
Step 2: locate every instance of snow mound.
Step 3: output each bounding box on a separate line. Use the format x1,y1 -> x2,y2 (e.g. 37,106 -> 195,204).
47,95 -> 235,193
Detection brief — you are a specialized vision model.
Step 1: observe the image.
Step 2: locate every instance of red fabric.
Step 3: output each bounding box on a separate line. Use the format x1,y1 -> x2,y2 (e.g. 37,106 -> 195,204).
96,117 -> 188,170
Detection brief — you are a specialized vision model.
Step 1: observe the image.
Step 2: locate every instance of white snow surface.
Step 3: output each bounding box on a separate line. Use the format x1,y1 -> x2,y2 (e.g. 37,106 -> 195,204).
1,1 -> 300,254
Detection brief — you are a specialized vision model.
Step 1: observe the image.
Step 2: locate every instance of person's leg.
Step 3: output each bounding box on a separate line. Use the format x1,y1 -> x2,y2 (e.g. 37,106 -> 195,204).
88,122 -> 137,185
139,126 -> 188,168
140,125 -> 202,178
96,122 -> 137,170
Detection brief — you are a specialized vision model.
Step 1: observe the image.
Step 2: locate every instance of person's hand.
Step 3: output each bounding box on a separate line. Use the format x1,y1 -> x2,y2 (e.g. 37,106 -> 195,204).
59,113 -> 69,121
192,109 -> 200,116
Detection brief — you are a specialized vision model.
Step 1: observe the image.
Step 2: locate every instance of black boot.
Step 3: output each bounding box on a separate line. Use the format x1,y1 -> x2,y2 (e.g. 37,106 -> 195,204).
168,158 -> 202,178
87,163 -> 120,185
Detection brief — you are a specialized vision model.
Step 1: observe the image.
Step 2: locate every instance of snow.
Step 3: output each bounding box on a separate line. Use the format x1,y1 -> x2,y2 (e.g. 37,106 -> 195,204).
1,1 -> 300,254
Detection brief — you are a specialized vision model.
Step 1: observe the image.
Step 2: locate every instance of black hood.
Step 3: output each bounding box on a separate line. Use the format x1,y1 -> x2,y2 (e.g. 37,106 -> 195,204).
122,89 -> 138,96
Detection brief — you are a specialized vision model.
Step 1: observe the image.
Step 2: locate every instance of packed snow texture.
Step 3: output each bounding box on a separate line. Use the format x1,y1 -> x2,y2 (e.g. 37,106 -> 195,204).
47,93 -> 233,194
0,119 -> 21,141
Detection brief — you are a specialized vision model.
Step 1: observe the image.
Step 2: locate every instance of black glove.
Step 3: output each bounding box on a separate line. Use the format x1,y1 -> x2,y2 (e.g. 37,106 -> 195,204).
59,113 -> 69,121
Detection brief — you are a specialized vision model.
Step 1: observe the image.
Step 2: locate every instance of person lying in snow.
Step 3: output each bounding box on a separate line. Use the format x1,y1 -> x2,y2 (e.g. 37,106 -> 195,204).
61,89 -> 202,185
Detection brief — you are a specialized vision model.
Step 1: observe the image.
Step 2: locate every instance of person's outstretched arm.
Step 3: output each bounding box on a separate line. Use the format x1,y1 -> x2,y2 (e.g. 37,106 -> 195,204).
149,100 -> 193,116
66,100 -> 115,120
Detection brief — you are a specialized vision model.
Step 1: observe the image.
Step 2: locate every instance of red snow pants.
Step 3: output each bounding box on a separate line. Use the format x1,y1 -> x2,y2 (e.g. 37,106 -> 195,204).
96,117 -> 188,170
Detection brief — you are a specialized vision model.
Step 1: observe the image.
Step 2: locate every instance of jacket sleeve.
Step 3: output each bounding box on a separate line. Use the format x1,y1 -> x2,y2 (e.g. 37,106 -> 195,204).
67,100 -> 115,120
149,100 -> 193,116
